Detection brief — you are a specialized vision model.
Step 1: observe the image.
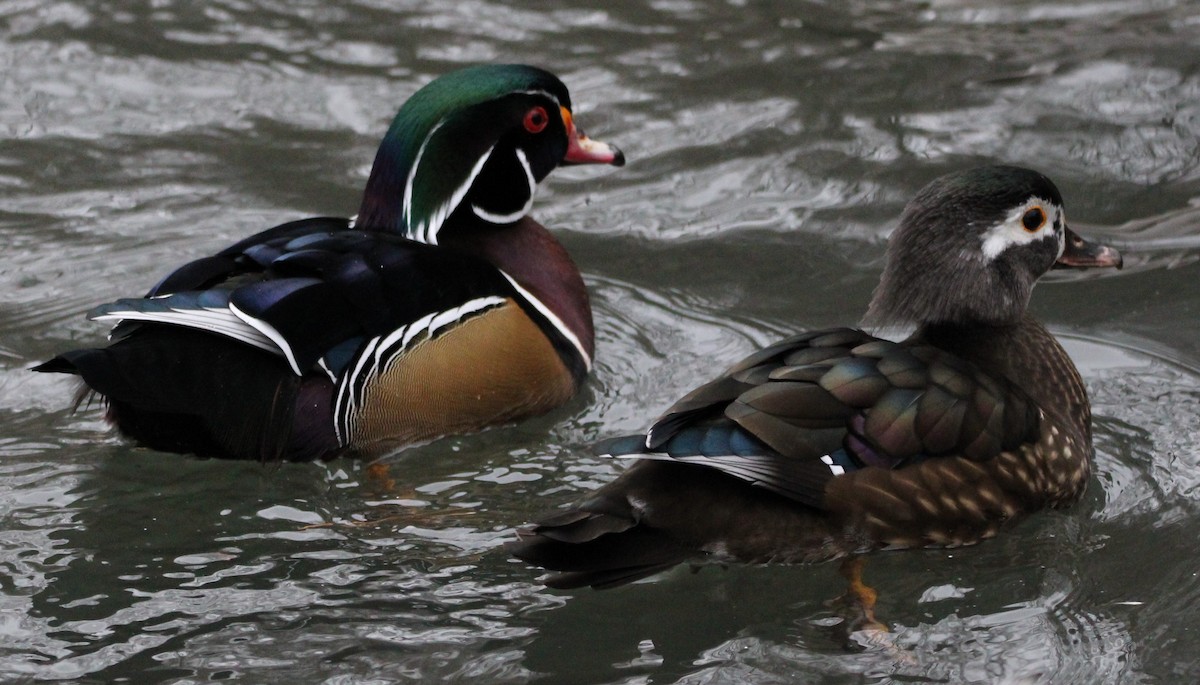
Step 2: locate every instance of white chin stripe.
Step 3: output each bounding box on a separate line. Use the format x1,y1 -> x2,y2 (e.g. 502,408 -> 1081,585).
471,148 -> 536,225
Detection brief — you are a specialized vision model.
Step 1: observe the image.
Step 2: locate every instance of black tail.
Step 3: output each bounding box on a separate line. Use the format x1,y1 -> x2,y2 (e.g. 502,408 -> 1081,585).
509,465 -> 698,589
34,326 -> 337,461
510,457 -> 836,589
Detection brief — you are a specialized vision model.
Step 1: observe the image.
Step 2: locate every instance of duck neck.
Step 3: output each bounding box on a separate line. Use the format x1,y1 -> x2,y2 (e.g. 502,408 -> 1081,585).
441,217 -> 594,380
355,131 -> 412,234
914,313 -> 1091,442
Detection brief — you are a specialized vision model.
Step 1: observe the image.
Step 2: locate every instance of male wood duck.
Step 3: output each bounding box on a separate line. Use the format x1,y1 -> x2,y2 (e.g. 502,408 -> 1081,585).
34,64 -> 624,461
511,166 -> 1123,594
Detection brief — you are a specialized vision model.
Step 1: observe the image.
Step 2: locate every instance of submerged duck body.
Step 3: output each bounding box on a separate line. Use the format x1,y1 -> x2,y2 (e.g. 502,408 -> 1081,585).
511,166 -> 1122,589
35,64 -> 624,461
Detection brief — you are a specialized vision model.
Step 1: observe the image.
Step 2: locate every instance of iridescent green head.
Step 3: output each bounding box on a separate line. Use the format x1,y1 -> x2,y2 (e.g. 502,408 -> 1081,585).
356,64 -> 624,242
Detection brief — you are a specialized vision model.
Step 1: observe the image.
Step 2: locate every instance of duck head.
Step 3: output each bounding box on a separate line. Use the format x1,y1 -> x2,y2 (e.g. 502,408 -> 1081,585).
863,165 -> 1122,329
355,64 -> 624,243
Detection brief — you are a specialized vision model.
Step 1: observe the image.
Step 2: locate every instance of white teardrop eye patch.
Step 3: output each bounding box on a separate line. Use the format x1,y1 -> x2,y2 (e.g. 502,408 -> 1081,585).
980,197 -> 1060,261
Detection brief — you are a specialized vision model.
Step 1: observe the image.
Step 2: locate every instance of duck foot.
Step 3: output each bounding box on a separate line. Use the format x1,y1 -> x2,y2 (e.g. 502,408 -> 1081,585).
364,461 -> 397,491
827,557 -> 916,664
834,556 -> 888,634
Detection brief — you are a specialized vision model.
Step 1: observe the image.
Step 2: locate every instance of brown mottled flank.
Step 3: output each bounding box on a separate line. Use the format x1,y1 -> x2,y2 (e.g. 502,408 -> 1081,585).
824,418 -> 1088,555
816,315 -> 1093,558
347,300 -> 576,457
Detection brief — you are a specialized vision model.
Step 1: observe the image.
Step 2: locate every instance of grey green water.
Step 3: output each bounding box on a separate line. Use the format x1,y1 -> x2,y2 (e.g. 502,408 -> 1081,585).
3,1 -> 1200,683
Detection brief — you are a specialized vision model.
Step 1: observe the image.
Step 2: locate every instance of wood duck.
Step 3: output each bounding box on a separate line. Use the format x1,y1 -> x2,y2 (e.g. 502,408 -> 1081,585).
511,166 -> 1123,592
34,64 -> 624,461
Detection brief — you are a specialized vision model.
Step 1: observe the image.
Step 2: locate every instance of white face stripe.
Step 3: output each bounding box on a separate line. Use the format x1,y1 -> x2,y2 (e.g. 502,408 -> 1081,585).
405,138 -> 496,245
471,147 -> 536,224
499,271 -> 592,371
402,120 -> 442,240
980,196 -> 1063,262
399,88 -> 562,245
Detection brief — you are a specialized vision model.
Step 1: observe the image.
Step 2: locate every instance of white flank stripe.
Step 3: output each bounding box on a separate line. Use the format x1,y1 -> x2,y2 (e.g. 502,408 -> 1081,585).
471,148 -> 535,224
348,336 -> 381,404
608,452 -> 798,492
611,452 -> 729,464
402,312 -> 438,350
375,323 -> 412,370
335,335 -> 381,445
372,297 -> 506,372
697,460 -> 773,484
608,451 -> 767,479
430,296 -> 507,335
500,271 -> 592,371
605,451 -> 657,460
229,302 -> 303,376
332,296 -> 507,445
428,306 -> 467,333
402,120 -> 442,241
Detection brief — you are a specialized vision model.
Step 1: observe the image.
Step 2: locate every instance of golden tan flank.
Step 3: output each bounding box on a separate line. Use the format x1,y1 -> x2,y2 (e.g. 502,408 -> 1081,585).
347,300 -> 577,456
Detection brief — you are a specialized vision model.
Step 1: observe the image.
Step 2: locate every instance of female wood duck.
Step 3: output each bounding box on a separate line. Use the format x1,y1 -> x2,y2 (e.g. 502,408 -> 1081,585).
34,64 -> 624,462
511,166 -> 1123,593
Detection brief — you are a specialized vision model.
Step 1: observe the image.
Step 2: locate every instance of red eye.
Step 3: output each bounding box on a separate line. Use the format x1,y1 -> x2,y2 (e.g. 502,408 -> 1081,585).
524,106 -> 548,133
